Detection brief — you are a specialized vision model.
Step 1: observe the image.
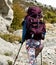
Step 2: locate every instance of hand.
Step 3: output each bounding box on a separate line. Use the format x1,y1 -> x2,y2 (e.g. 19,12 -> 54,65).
19,41 -> 23,44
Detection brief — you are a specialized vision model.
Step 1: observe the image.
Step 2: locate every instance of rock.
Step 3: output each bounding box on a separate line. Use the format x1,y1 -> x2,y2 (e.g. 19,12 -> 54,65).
0,0 -> 13,34
0,37 -> 21,57
46,23 -> 54,29
0,55 -> 13,65
0,37 -> 22,65
13,29 -> 22,38
53,23 -> 56,27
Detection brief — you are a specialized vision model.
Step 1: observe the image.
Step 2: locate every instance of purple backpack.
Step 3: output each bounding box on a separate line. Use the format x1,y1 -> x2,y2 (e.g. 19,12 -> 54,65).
24,6 -> 46,40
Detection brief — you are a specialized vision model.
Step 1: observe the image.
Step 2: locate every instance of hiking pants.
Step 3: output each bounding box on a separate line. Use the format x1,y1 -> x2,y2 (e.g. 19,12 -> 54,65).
26,39 -> 42,65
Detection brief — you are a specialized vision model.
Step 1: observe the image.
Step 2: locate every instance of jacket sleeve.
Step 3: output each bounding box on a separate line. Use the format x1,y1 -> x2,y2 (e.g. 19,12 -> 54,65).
22,20 -> 27,43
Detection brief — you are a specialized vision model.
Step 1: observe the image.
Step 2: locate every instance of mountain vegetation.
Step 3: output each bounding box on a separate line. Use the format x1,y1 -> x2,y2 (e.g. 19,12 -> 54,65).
0,33 -> 21,43
10,0 -> 56,30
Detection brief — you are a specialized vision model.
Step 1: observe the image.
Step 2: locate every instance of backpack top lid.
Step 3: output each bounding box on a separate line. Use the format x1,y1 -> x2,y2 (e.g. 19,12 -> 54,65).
27,6 -> 42,18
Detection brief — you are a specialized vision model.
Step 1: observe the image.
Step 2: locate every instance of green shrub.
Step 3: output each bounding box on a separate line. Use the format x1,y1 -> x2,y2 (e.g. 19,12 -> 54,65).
11,3 -> 26,30
0,33 -> 22,43
43,8 -> 56,23
7,60 -> 12,65
4,52 -> 12,56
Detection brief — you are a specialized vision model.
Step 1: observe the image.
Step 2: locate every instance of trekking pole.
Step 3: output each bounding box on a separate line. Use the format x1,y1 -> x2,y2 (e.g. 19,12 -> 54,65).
13,42 -> 23,65
41,51 -> 42,65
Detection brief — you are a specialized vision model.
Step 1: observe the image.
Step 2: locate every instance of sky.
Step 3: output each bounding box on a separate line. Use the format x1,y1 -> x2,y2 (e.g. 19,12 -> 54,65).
36,0 -> 56,8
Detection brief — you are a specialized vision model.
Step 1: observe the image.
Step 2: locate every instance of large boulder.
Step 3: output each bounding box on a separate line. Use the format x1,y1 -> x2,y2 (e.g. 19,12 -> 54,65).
0,38 -> 21,65
0,0 -> 13,33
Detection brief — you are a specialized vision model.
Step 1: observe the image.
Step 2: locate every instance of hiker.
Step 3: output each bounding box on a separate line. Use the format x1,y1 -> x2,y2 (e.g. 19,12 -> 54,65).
22,6 -> 46,65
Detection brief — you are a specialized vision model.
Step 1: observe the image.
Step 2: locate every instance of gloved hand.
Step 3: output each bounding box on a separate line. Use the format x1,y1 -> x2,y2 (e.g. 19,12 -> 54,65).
19,41 -> 23,44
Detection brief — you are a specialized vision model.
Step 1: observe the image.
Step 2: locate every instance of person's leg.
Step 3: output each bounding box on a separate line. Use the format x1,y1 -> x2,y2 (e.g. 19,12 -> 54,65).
26,39 -> 36,65
28,48 -> 36,65
35,42 -> 44,58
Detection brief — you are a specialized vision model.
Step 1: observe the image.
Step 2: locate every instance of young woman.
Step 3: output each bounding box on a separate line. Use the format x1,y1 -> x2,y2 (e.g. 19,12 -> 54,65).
22,6 -> 46,65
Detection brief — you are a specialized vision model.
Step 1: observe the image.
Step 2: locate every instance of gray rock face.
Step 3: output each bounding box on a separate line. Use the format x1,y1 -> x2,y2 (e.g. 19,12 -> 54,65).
0,0 -> 13,33
0,38 -> 21,65
0,23 -> 56,65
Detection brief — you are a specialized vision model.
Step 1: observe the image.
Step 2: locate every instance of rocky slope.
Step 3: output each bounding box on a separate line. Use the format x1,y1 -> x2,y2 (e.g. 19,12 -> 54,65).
0,0 -> 13,33
0,0 -> 56,65
0,23 -> 56,65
